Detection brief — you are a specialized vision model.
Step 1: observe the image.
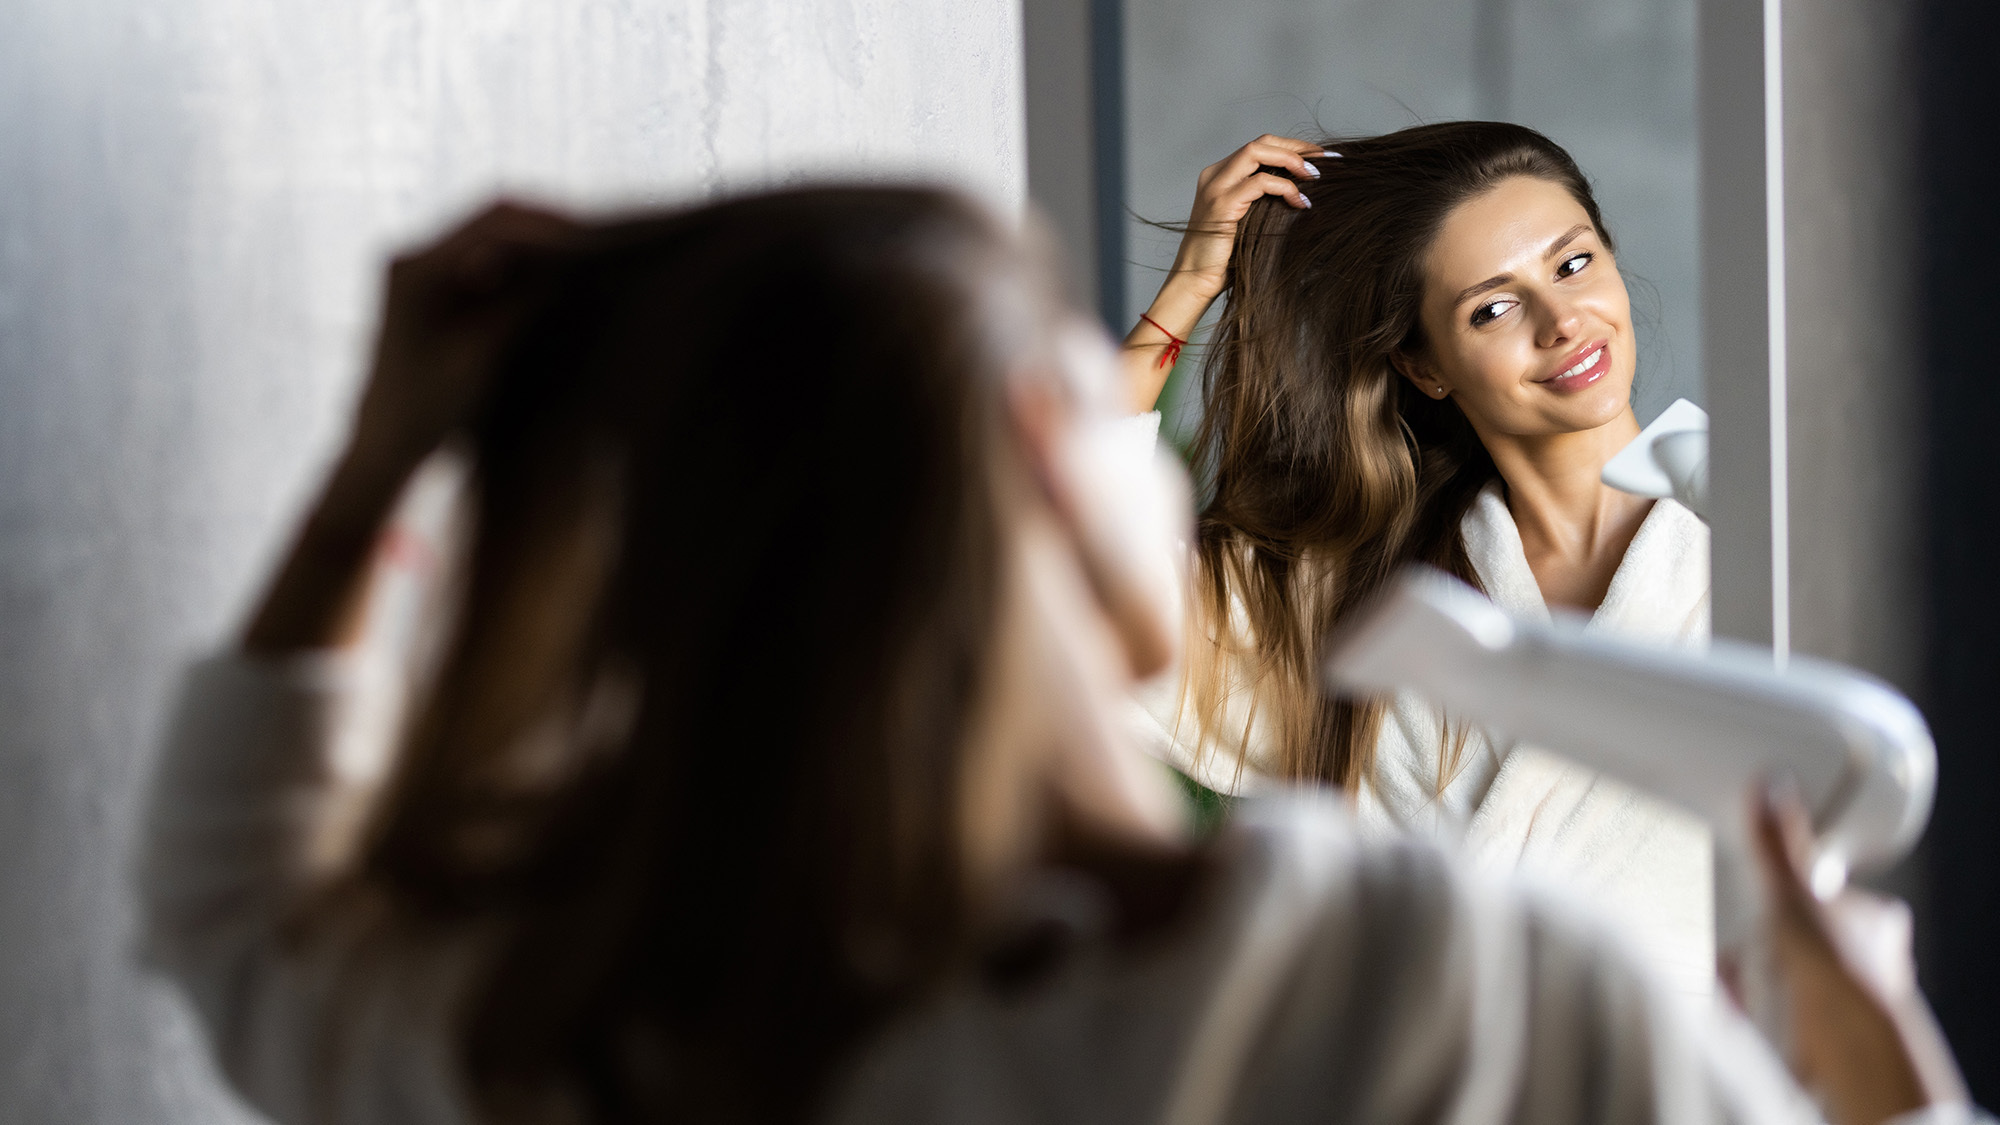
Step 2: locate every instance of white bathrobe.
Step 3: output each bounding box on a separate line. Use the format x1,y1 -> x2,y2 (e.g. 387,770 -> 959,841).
1132,438 -> 1717,999
141,652 -> 1823,1125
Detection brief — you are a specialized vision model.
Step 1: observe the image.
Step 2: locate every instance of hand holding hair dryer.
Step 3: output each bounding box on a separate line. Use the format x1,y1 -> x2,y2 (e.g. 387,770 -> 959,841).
1321,568 -> 1938,1037
1333,406 -> 1933,1043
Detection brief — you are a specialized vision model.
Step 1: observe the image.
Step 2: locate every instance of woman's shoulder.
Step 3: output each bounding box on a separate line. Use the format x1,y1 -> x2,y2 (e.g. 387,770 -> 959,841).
1595,497 -> 1710,641
1458,484 -> 1548,617
831,792 -> 1807,1123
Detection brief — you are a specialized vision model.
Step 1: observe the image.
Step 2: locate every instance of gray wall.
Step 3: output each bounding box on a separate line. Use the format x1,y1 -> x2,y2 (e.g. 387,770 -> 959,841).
1024,0 -> 1105,310
1772,0 -> 1928,925
1123,0 -> 1698,436
0,2 -> 1022,1120
1782,0 -> 1923,690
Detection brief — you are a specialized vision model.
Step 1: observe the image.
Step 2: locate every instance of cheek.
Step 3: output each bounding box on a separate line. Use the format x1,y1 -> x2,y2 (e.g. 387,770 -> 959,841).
1421,311 -> 1516,393
1440,332 -> 1539,393
1591,276 -> 1634,332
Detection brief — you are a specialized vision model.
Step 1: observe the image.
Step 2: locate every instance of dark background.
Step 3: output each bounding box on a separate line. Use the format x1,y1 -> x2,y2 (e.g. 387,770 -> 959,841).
1920,0 -> 2000,1104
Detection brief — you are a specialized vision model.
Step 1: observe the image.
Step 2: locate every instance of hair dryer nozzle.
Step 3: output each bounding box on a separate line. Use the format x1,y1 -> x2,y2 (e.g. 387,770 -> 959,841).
1602,398 -> 1709,520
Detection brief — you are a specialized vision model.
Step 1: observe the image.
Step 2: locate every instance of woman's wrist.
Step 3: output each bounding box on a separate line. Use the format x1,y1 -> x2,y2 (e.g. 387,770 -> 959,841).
312,442 -> 420,538
1139,269 -> 1223,342
1117,256 -> 1228,412
239,439 -> 421,656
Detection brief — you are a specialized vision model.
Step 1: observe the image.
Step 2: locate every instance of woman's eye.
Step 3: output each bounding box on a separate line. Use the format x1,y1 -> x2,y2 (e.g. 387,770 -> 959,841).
1470,299 -> 1514,327
1558,252 -> 1593,278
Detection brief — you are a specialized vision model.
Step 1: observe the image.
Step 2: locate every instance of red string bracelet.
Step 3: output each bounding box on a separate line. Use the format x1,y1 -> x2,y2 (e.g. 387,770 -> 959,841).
1138,313 -> 1187,370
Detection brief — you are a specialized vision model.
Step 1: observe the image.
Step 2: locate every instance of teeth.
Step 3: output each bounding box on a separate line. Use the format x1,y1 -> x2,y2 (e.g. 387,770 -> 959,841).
1562,347 -> 1603,378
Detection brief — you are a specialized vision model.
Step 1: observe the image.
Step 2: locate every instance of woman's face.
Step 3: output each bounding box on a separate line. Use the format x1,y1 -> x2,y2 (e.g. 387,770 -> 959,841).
1403,175 -> 1636,439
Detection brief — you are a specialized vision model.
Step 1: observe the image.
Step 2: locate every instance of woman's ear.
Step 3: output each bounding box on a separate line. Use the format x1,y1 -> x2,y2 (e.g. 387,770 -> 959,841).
1392,351 -> 1451,400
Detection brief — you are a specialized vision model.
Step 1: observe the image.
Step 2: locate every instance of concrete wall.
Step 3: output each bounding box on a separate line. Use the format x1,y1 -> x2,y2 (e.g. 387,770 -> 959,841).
0,2 -> 1022,1120
1122,0 -> 1699,436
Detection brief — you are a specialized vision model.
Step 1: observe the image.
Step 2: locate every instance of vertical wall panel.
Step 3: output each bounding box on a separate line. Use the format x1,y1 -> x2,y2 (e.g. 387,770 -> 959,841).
1698,0 -> 1780,649
0,2 -> 1023,1119
1023,0 -> 1100,310
1782,0 -> 1923,690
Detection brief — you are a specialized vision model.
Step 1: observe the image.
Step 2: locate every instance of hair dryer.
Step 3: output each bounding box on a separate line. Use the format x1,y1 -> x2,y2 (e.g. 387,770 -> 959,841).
1601,397 -> 1709,519
1323,569 -> 1933,875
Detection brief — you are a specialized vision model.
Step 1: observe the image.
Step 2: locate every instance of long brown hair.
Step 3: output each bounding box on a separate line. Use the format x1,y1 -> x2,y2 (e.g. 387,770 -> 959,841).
349,188 -> 1053,1122
1184,121 -> 1614,789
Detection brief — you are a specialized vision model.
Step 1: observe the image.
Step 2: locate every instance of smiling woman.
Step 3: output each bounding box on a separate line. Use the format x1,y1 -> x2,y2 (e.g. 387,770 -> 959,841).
1121,121 -> 1715,998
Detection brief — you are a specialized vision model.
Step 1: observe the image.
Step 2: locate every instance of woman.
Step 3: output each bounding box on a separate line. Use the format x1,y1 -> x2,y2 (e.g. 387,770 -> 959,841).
1122,122 -> 1714,995
139,188 -> 1961,1124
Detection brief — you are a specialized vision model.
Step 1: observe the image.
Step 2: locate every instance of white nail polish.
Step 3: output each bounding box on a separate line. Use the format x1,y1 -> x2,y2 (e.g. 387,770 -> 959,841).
1321,150 -> 1343,158
1301,161 -> 1320,178
1299,195 -> 1312,209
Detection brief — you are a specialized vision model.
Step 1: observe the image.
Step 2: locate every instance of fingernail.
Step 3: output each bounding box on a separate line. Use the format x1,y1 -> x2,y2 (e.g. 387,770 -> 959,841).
1298,195 -> 1312,209
1301,161 -> 1321,178
1320,150 -> 1343,158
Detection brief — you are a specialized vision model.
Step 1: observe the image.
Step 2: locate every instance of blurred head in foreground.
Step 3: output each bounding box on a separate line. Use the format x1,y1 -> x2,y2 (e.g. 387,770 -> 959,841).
363,188 -> 1190,1120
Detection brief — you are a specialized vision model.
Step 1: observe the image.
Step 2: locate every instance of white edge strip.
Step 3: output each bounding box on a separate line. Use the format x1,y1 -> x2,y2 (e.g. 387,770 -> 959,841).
1764,0 -> 1790,666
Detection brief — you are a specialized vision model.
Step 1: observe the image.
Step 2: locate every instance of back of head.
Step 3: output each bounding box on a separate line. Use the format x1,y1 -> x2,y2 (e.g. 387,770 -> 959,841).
1188,121 -> 1611,786
356,187 -> 1051,1122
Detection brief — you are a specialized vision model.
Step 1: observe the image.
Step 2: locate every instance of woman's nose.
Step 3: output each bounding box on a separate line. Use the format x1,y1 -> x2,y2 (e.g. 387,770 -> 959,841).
1537,298 -> 1584,349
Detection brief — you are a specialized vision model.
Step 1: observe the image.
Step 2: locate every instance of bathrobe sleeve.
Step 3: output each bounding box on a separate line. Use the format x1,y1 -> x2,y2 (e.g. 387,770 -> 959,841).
135,653 -> 473,1125
830,797 -> 1828,1125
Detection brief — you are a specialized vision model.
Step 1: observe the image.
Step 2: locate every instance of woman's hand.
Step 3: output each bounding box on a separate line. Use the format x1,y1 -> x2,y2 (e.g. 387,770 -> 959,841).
1121,135 -> 1328,412
1755,784 -> 1970,1125
1166,134 -> 1325,302
349,201 -> 578,473
242,201 -> 576,655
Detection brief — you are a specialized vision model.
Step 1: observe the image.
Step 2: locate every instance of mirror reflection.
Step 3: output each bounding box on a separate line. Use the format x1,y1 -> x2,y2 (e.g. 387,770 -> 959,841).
1111,0 -> 1714,999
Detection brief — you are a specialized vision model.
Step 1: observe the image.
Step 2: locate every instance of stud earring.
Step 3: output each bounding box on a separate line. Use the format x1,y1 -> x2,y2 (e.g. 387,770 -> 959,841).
1434,385 -> 1446,396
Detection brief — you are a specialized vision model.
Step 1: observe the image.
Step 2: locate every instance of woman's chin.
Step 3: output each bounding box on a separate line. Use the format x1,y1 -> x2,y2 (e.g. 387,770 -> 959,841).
1464,374 -> 1636,440
1533,374 -> 1633,432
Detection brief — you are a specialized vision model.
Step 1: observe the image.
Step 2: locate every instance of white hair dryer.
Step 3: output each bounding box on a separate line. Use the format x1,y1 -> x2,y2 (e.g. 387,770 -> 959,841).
1602,398 -> 1710,519
1323,569 -> 1935,1032
1324,569 -> 1933,874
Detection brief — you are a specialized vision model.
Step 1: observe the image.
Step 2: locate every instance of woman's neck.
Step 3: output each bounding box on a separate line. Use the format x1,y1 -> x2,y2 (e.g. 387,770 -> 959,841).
1478,409 -> 1652,611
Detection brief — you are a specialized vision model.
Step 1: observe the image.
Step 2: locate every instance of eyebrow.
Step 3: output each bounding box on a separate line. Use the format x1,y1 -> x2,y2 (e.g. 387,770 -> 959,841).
1448,223 -> 1598,309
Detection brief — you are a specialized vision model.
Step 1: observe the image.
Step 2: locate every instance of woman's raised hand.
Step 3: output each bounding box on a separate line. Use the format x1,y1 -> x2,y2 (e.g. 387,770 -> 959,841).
1170,134 -> 1326,301
350,201 -> 578,472
1120,135 -> 1328,412
242,201 -> 577,655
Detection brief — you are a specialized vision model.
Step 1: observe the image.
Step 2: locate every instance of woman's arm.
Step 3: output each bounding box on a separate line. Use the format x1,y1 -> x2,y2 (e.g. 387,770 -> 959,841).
1119,135 -> 1330,414
139,203 -> 579,1124
244,202 -> 577,655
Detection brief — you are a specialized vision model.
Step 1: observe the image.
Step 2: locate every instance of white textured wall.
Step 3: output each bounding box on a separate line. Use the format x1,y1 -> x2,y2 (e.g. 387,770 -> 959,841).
0,2 -> 1021,1120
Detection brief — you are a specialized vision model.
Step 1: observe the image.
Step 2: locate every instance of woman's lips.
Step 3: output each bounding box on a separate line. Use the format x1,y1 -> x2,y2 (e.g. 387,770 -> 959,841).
1539,341 -> 1609,393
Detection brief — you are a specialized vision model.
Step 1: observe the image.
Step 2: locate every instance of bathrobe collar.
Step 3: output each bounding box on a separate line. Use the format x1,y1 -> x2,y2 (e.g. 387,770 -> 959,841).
1459,482 -> 1710,644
